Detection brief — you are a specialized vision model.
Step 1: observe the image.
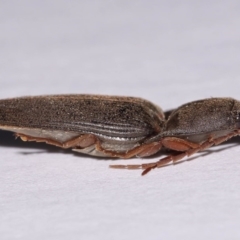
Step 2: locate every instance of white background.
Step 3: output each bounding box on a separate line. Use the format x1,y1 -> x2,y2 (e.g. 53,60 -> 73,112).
1,1 -> 240,239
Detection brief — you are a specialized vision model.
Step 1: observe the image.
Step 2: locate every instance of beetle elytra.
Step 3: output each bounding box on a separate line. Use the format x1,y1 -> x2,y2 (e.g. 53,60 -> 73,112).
0,95 -> 240,175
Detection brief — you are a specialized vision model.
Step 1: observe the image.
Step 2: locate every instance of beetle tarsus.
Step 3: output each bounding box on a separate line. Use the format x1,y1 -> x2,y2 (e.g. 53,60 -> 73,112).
141,167 -> 153,175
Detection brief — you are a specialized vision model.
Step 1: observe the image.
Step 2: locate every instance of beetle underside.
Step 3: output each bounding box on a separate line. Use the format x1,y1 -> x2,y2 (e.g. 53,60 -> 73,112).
3,125 -> 239,176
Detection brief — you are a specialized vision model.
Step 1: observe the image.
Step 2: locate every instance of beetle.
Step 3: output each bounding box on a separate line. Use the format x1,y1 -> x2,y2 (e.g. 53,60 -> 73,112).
0,95 -> 239,175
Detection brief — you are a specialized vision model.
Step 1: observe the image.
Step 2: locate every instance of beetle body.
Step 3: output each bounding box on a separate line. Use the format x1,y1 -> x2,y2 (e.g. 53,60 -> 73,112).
0,95 -> 240,175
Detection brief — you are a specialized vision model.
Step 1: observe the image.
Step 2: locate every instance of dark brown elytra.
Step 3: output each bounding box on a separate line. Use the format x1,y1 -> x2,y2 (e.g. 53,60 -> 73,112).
0,95 -> 240,175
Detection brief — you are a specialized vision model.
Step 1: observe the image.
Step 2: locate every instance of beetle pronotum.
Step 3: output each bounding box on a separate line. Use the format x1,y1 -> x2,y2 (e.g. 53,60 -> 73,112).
0,95 -> 239,175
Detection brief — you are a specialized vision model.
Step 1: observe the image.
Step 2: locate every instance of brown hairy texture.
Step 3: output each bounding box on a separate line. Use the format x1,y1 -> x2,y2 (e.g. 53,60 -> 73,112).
163,98 -> 239,136
0,95 -> 165,139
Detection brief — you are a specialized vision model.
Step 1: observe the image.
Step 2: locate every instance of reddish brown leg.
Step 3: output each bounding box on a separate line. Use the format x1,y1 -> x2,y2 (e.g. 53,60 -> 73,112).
110,131 -> 240,175
16,132 -> 162,158
16,133 -> 97,149
97,141 -> 162,158
142,131 -> 239,175
110,137 -> 198,170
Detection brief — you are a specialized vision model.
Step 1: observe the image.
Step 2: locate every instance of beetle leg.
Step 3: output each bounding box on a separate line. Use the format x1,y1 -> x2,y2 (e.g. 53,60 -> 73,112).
99,141 -> 162,158
110,138 -> 198,171
16,133 -> 97,149
162,137 -> 200,151
111,130 -> 240,175
136,142 -> 163,157
141,131 -> 240,175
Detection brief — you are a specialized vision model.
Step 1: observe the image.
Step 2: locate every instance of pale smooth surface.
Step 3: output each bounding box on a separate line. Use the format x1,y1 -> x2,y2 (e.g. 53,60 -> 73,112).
1,1 -> 240,240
